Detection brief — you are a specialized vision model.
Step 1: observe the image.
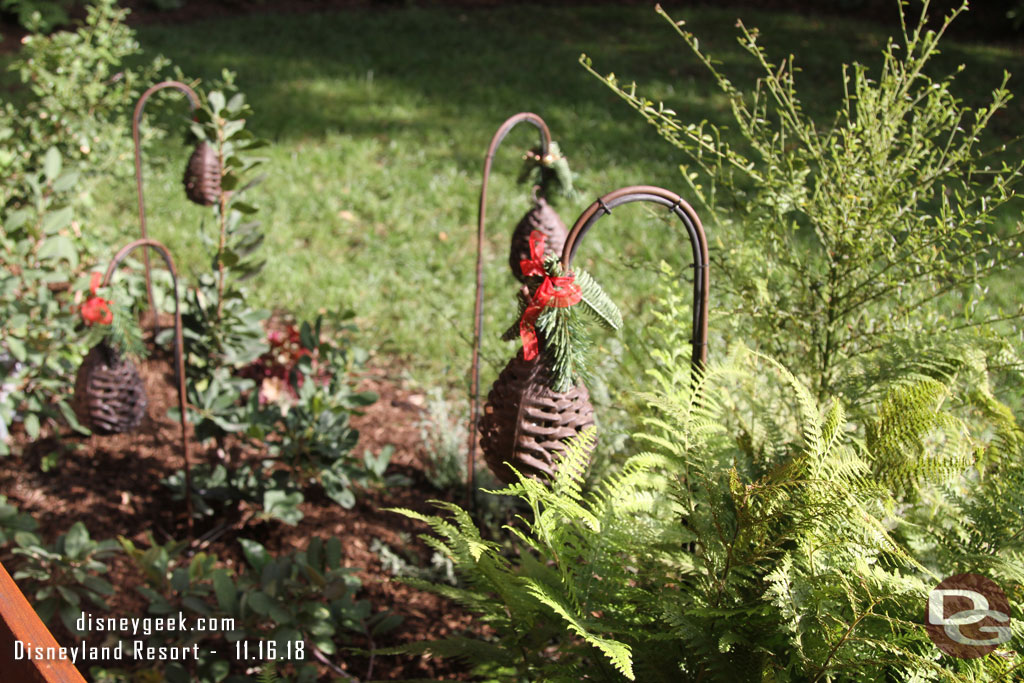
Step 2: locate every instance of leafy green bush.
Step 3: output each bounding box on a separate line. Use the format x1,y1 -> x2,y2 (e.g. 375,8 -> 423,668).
1,148 -> 92,452
12,521 -> 120,634
583,1 -> 1024,404
114,534 -> 402,683
6,0 -> 169,188
1,0 -> 176,452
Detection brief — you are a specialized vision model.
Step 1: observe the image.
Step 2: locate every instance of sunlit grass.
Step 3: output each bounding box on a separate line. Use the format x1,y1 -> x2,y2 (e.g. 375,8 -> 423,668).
75,4 -> 1024,432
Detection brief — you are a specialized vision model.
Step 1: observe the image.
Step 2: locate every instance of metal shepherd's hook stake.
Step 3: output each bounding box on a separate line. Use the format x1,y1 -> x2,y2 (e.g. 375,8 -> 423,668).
562,185 -> 709,373
469,113 -> 553,511
102,238 -> 194,532
132,81 -> 200,319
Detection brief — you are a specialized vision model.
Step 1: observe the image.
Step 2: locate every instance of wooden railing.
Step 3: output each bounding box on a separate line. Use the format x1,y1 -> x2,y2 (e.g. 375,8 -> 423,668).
0,560 -> 86,682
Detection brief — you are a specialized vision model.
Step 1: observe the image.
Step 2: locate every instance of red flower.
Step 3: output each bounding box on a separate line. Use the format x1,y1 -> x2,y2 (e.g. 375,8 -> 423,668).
81,272 -> 113,326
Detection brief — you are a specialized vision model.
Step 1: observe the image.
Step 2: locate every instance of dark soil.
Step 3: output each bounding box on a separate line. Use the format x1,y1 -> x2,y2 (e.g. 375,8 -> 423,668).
2,336 -> 478,681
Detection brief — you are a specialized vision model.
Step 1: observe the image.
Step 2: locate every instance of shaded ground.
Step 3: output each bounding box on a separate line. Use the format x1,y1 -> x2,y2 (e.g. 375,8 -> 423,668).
0,0 -> 1019,55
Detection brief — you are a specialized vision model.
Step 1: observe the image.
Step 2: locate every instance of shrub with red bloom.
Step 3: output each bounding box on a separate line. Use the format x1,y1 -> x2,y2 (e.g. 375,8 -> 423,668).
81,272 -> 113,326
239,322 -> 331,406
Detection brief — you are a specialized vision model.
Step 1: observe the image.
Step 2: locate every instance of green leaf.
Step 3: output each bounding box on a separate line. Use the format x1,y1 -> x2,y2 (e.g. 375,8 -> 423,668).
36,234 -> 78,268
247,590 -> 273,616
43,147 -> 61,182
40,206 -> 74,236
6,336 -> 27,363
62,522 -> 89,559
208,91 -> 226,115
262,489 -> 304,526
23,413 -> 40,440
213,569 -> 237,614
239,538 -> 269,572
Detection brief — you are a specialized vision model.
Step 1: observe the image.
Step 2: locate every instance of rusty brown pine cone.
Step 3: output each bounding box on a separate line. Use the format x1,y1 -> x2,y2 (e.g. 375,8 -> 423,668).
73,342 -> 148,434
509,197 -> 568,282
183,140 -> 221,206
479,350 -> 595,484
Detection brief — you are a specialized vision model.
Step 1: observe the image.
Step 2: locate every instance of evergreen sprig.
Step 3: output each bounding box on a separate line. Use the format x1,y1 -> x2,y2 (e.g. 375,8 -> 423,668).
517,140 -> 576,203
506,255 -> 622,392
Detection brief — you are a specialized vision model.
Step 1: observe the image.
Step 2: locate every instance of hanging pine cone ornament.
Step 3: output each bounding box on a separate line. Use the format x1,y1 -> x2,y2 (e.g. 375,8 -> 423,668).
509,197 -> 567,283
480,350 -> 595,483
73,342 -> 147,434
72,272 -> 150,434
482,231 -> 623,484
183,140 -> 221,206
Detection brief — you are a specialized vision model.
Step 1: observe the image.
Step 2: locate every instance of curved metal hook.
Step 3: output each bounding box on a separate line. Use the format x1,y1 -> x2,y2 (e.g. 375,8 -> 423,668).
469,113 -> 553,510
102,238 -> 193,532
132,81 -> 201,315
562,185 -> 709,371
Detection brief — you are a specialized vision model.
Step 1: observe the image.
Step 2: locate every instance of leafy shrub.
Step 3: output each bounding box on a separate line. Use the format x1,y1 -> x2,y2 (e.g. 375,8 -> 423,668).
582,1 -> 1024,403
0,0 -> 74,34
6,0 -> 170,187
416,388 -> 468,491
114,534 -> 402,682
12,521 -> 120,634
1,148 -> 92,452
169,314 -> 378,524
1,0 -> 176,451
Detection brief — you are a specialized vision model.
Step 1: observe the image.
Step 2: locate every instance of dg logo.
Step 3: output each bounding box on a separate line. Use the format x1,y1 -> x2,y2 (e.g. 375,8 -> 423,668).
926,573 -> 1013,658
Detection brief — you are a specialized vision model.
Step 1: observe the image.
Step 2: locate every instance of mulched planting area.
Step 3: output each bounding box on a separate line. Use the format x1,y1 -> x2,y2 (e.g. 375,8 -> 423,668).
2,341 -> 479,680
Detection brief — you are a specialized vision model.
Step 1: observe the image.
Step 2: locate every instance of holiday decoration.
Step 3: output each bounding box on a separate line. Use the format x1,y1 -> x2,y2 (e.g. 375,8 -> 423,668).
478,229 -> 621,483
469,113 -> 579,503
72,271 -> 147,433
71,239 -> 195,526
182,140 -> 221,206
73,341 -> 147,434
479,350 -> 594,483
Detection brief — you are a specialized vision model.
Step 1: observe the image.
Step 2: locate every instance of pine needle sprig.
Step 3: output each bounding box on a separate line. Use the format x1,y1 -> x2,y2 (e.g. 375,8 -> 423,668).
574,268 -> 623,331
537,305 -> 590,393
517,140 -> 576,203
106,288 -> 148,359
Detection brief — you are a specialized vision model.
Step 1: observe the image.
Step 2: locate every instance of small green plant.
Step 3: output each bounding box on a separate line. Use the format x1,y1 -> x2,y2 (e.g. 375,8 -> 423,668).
0,495 -> 38,547
417,388 -> 468,491
118,535 -> 402,682
12,521 -> 119,633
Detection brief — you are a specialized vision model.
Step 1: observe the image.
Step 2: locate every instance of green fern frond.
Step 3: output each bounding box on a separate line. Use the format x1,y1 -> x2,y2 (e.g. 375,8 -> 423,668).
255,660 -> 277,683
522,577 -> 635,680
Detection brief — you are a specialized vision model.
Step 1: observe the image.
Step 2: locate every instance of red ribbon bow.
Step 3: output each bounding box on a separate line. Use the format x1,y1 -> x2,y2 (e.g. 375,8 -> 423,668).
518,232 -> 581,360
81,272 -> 113,326
519,230 -> 547,278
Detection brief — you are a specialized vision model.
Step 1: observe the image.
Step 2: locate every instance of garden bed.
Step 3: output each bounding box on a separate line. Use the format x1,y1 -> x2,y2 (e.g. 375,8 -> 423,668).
2,342 -> 478,680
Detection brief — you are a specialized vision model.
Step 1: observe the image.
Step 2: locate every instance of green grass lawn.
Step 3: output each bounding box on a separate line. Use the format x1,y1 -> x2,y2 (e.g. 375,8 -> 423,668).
82,3 -> 1024,420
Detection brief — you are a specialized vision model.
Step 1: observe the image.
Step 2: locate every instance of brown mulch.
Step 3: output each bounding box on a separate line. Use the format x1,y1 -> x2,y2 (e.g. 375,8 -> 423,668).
1,342 -> 479,681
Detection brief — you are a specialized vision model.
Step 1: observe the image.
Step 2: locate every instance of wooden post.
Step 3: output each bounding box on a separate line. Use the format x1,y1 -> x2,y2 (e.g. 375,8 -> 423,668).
0,561 -> 86,682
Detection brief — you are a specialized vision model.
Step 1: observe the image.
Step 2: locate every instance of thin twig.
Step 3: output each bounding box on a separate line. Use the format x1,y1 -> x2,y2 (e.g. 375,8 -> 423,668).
309,641 -> 358,682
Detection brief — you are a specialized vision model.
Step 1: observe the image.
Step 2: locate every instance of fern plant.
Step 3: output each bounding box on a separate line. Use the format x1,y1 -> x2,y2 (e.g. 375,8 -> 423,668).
393,328 -> 1022,680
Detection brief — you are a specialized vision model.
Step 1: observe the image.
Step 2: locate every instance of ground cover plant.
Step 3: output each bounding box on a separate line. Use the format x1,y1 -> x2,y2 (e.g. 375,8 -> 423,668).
0,0 -> 1022,681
